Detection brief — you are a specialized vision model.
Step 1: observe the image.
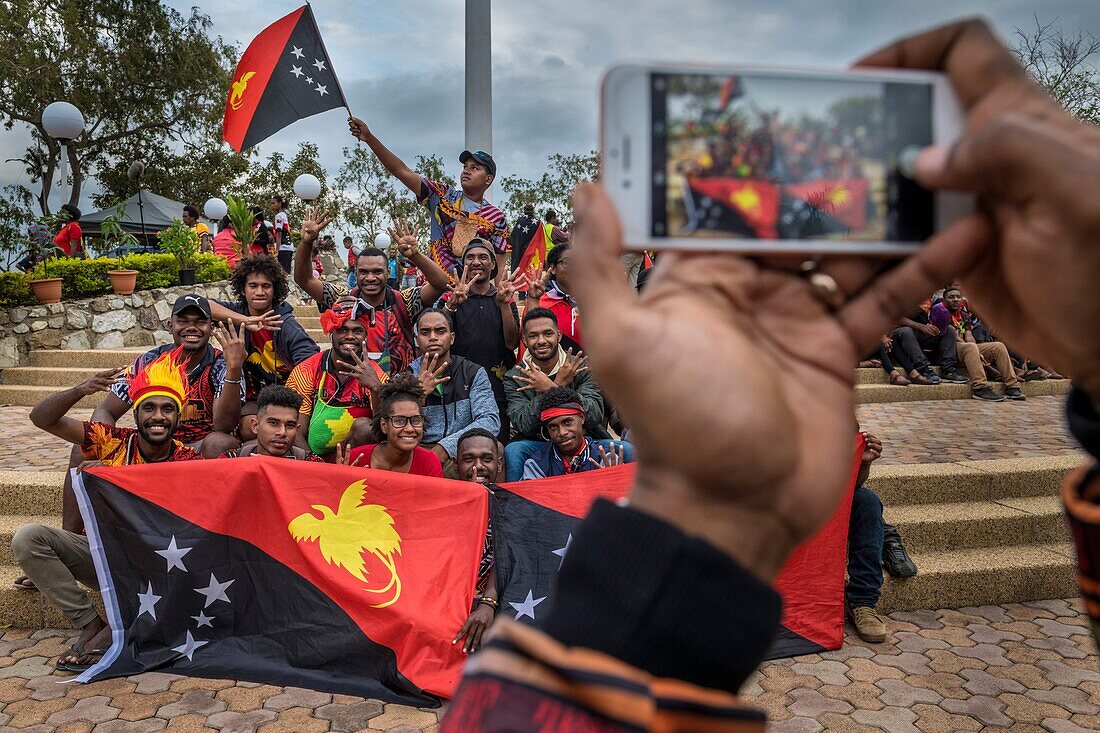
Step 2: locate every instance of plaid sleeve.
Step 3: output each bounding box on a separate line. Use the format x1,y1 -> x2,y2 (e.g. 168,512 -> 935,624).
286,360 -> 318,416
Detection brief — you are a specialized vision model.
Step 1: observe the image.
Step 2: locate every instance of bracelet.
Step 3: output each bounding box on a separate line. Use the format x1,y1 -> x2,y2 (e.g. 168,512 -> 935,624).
444,304 -> 457,313
476,597 -> 498,611
224,378 -> 243,385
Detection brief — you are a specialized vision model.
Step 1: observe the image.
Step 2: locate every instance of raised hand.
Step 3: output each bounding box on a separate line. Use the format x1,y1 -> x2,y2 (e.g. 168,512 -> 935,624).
568,182 -> 985,581
590,443 -> 626,470
553,348 -> 588,386
416,353 -> 451,395
334,442 -> 365,467
494,267 -> 528,306
213,321 -> 247,373
447,267 -> 474,310
334,343 -> 382,392
387,219 -> 421,259
860,19 -> 1100,398
348,116 -> 371,142
238,309 -> 283,333
300,209 -> 334,246
513,361 -> 556,394
79,367 -> 126,396
526,269 -> 551,301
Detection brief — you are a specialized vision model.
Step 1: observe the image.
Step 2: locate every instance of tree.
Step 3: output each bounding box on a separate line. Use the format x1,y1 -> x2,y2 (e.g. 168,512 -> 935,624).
334,149 -> 454,246
237,142 -> 337,240
1013,17 -> 1100,125
498,151 -> 600,227
0,0 -> 237,214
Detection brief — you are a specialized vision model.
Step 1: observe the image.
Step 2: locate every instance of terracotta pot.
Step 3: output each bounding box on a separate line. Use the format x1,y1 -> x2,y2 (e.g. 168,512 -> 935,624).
30,277 -> 63,304
107,269 -> 139,296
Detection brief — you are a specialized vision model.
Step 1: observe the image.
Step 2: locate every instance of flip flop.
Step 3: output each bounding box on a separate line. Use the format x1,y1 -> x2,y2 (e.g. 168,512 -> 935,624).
12,576 -> 37,591
55,642 -> 106,673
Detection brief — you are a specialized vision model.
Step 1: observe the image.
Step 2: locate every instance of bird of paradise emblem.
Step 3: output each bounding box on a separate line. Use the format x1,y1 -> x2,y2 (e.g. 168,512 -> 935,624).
230,71 -> 256,111
288,480 -> 402,608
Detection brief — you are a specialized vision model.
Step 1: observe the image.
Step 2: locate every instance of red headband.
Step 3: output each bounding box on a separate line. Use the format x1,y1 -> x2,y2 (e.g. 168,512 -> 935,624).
540,403 -> 585,423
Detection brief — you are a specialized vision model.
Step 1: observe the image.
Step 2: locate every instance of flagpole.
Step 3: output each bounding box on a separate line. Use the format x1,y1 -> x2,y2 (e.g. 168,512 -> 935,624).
305,2 -> 353,119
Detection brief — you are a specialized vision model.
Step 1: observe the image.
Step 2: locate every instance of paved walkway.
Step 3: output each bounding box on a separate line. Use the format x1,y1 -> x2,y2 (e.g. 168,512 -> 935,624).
0,599 -> 1095,731
0,396 -> 1083,472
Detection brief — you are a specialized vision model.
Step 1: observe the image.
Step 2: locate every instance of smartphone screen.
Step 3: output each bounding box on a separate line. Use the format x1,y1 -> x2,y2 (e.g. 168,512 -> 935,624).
650,72 -> 934,242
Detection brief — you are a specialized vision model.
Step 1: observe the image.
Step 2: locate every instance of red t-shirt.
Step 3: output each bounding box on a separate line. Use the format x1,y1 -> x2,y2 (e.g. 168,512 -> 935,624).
348,444 -> 443,477
54,222 -> 83,257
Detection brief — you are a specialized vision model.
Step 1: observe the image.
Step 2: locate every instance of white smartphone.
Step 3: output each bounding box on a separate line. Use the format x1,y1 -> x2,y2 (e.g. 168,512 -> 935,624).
600,63 -> 973,256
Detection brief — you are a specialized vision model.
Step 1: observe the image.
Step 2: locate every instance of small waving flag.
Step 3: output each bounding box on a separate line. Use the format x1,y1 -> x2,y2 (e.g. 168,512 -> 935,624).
515,221 -> 551,291
223,4 -> 349,152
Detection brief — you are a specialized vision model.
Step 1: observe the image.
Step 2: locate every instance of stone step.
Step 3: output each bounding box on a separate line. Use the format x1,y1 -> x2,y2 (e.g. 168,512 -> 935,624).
878,542 -> 1075,613
1,366 -> 105,387
0,471 -> 65,515
28,349 -> 144,368
866,455 -> 1081,506
0,515 -> 60,565
0,385 -> 105,408
294,315 -> 323,330
883,496 -> 1065,553
0,563 -> 98,629
306,329 -> 325,343
292,305 -> 317,318
855,378 -> 1071,404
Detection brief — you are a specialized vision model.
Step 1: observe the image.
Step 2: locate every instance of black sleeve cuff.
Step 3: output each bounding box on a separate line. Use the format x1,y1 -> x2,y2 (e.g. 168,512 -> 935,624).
1067,385 -> 1100,462
539,499 -> 782,695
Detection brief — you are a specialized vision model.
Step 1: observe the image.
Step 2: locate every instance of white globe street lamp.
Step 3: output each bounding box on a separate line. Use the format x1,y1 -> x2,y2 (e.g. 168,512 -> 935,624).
374,233 -> 391,248
41,102 -> 85,212
292,174 -> 322,201
203,197 -> 228,222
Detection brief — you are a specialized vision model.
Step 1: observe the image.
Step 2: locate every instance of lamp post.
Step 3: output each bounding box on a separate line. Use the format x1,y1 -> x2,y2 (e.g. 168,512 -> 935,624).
41,102 -> 85,212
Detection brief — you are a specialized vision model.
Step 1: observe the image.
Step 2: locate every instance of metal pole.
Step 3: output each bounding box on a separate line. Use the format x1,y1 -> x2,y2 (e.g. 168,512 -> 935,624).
57,143 -> 68,212
465,0 -> 493,157
137,187 -> 148,252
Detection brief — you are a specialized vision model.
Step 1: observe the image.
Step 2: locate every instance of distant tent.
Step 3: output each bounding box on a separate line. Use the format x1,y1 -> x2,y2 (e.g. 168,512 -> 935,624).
82,191 -> 213,235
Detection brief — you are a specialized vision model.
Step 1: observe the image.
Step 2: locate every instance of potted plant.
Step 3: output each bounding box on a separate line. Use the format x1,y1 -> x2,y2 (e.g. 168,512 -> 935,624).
28,213 -> 63,304
100,209 -> 140,295
159,218 -> 200,285
225,196 -> 255,262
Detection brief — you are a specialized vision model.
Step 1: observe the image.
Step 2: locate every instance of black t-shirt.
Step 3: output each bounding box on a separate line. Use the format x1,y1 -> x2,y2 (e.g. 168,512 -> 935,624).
450,288 -> 518,408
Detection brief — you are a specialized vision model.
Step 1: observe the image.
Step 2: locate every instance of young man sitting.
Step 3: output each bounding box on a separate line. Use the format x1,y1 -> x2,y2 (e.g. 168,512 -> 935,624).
932,285 -> 1024,402
409,308 -> 501,471
220,385 -> 321,460
521,387 -> 634,480
16,348 -> 203,673
503,307 -> 608,481
286,299 -> 388,459
452,428 -> 503,655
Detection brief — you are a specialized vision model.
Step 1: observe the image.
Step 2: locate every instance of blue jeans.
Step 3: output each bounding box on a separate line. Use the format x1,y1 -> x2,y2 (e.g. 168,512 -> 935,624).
847,485 -> 884,608
504,439 -> 635,482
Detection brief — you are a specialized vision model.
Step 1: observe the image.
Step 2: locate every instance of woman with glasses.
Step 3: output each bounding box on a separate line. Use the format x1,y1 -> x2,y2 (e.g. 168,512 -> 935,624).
347,374 -> 443,477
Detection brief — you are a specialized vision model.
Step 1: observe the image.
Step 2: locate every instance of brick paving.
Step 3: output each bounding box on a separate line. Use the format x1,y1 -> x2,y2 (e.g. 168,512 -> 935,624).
0,600 -> 1094,731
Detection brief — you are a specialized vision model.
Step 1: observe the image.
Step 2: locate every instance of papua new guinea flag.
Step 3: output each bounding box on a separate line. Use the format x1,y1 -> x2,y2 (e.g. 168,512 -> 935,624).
223,4 -> 349,152
683,177 -> 782,239
72,457 -> 488,703
493,438 -> 862,658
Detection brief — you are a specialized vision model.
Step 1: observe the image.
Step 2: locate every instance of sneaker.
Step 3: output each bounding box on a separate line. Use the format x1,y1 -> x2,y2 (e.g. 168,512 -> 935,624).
846,603 -> 887,643
919,367 -> 942,384
941,369 -> 969,383
1004,386 -> 1027,401
882,536 -> 918,578
972,387 -> 1004,402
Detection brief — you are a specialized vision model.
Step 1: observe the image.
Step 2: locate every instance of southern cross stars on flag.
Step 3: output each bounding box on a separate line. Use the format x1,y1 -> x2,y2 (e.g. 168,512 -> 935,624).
223,4 -> 350,152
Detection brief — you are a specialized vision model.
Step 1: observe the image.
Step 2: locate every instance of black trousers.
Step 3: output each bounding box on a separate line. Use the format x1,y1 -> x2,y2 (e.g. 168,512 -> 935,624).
891,326 -> 958,372
277,249 -> 293,272
865,344 -> 896,375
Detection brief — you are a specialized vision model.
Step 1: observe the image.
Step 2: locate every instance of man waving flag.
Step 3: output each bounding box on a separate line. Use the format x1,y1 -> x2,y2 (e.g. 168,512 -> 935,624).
223,4 -> 350,152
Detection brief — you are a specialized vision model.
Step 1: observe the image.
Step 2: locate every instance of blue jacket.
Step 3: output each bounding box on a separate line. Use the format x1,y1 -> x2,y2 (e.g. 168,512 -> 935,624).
410,354 -> 500,458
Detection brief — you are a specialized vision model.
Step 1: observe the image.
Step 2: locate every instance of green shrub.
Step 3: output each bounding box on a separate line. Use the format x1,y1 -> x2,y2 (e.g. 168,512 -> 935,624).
0,272 -> 33,307
126,253 -> 178,290
28,257 -> 113,299
194,253 -> 231,283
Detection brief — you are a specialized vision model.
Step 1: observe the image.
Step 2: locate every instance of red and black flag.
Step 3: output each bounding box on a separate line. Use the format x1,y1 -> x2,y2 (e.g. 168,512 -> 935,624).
682,177 -> 781,239
783,178 -> 870,234
493,449 -> 860,659
223,4 -> 349,152
73,458 -> 488,702
515,222 -> 551,292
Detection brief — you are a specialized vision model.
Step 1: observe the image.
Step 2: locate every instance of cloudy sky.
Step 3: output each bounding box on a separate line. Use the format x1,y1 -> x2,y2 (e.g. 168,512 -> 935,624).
3,0 -> 1097,212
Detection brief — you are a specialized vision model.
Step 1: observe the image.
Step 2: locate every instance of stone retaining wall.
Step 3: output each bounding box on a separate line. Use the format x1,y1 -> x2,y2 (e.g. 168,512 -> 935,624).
0,281 -> 232,367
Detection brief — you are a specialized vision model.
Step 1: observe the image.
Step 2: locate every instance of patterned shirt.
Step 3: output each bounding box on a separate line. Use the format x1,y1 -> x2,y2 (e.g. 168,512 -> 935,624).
286,350 -> 387,417
315,284 -> 427,375
110,344 -> 229,444
418,177 -> 509,276
81,422 -> 202,465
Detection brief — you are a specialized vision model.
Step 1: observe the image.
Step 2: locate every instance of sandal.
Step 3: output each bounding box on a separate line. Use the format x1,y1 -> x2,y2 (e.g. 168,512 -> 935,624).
56,642 -> 106,673
889,373 -> 911,386
12,575 -> 37,591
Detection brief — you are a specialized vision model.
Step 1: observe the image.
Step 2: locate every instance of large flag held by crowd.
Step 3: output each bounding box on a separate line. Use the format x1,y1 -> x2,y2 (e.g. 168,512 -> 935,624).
223,4 -> 349,152
73,447 -> 858,700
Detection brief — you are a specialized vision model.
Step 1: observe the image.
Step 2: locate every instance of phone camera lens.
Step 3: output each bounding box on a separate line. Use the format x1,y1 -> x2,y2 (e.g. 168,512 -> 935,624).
653,172 -> 666,185
653,122 -> 665,134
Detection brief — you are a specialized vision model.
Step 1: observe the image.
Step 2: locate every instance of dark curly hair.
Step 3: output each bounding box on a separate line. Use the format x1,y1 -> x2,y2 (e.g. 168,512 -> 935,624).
371,373 -> 426,442
538,386 -> 584,415
230,254 -> 289,306
256,385 -> 303,414
545,241 -> 570,270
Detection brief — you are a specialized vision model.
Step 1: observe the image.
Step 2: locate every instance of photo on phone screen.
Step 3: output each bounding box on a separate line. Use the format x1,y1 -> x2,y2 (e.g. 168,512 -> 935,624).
650,72 -> 934,243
